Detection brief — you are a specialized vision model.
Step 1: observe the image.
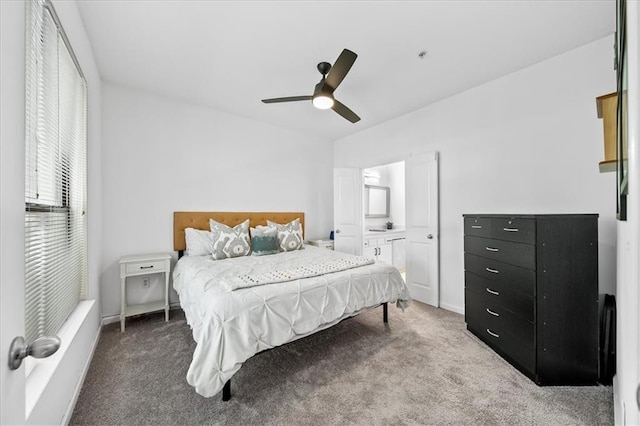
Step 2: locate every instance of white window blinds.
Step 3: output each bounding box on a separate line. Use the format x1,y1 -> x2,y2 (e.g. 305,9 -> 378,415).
24,0 -> 87,344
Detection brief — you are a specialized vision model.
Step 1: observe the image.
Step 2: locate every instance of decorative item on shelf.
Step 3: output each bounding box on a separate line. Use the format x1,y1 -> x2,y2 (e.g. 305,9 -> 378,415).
386,222 -> 393,230
595,92 -> 618,173
329,230 -> 334,240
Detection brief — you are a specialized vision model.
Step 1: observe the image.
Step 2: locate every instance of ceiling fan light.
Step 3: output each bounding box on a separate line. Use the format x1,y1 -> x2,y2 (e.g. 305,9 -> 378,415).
312,94 -> 334,110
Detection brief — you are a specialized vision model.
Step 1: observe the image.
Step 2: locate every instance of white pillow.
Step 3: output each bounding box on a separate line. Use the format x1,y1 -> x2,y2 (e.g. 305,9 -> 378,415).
267,218 -> 304,251
184,228 -> 214,256
209,218 -> 251,260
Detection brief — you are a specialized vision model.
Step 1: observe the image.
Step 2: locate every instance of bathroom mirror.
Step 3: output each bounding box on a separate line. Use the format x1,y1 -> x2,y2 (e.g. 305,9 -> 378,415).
364,185 -> 390,218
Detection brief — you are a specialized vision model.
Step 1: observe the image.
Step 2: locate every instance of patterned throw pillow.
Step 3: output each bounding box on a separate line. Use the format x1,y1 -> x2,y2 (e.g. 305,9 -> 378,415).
267,218 -> 304,252
184,228 -> 214,256
250,225 -> 280,256
209,219 -> 251,260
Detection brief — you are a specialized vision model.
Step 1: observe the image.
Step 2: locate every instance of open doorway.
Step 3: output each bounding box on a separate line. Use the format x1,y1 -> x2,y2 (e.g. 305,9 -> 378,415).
362,161 -> 406,279
334,152 -> 439,306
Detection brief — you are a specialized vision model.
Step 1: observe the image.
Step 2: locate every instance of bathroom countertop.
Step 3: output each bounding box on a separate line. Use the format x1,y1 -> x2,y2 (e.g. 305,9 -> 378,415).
364,227 -> 406,238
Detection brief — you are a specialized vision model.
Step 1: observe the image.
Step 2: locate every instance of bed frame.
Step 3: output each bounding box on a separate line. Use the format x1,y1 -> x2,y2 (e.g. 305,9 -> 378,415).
173,211 -> 388,401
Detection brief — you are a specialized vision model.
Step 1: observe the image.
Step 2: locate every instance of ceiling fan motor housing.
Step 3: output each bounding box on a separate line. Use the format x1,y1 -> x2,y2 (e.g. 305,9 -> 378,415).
317,62 -> 332,76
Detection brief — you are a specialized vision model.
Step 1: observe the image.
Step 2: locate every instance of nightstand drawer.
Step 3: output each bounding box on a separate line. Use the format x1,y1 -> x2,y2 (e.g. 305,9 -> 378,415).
125,260 -> 166,274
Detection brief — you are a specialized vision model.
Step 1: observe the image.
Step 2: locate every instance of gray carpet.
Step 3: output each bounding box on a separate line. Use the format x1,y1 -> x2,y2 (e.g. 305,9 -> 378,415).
70,303 -> 613,425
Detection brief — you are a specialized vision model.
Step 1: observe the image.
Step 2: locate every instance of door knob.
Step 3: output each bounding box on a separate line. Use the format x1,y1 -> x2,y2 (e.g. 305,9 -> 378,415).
427,234 -> 434,239
8,335 -> 61,370
335,229 -> 341,234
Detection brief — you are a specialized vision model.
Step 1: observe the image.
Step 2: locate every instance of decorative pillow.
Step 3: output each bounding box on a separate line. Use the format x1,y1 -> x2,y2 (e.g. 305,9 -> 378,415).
250,225 -> 280,256
209,219 -> 251,260
267,218 -> 304,252
184,228 -> 214,256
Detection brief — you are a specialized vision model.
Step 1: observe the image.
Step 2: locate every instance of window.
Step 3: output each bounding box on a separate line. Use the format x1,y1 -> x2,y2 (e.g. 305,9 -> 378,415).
24,0 -> 87,343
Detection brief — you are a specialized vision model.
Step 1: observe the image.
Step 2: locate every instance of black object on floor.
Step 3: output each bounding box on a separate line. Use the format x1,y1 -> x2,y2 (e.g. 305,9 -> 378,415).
599,294 -> 616,385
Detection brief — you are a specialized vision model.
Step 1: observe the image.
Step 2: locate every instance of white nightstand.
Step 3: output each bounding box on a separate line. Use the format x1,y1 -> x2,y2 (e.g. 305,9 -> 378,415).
119,252 -> 171,332
307,239 -> 335,250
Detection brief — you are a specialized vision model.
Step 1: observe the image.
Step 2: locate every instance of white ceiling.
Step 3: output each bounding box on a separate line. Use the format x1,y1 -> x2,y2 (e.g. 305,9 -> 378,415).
76,1 -> 615,141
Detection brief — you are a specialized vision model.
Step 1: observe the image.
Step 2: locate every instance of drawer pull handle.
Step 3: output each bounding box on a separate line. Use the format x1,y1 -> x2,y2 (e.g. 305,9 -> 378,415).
486,308 -> 500,317
471,225 -> 482,229
485,267 -> 499,274
486,288 -> 500,296
140,265 -> 154,269
486,329 -> 500,338
503,227 -> 519,232
485,247 -> 499,252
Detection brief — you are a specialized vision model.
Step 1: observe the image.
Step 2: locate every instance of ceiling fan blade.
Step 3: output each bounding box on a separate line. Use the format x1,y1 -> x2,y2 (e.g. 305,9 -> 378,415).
332,100 -> 360,123
325,49 -> 357,90
262,95 -> 312,104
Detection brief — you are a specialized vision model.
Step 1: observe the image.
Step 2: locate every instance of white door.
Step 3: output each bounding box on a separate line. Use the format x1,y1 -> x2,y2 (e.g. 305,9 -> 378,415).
1,1 -> 27,423
405,151 -> 439,306
333,168 -> 363,255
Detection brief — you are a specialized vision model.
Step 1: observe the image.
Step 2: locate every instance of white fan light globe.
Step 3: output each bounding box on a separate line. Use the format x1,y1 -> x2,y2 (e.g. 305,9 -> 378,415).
313,95 -> 334,110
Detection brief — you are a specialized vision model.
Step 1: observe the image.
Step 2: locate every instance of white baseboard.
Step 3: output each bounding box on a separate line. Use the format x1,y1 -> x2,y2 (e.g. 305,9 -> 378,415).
440,302 -> 464,315
60,308 -> 101,426
101,314 -> 120,326
613,374 -> 623,425
101,303 -> 182,326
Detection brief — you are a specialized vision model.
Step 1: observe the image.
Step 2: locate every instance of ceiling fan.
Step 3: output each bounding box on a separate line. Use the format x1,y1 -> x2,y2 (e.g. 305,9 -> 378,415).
261,49 -> 361,123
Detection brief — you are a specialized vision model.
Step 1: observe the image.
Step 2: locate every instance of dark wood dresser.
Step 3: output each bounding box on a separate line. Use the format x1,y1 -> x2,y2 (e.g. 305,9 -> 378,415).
463,214 -> 599,385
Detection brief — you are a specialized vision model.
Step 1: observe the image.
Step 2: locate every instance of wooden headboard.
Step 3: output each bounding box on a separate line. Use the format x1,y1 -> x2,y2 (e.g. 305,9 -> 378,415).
173,211 -> 305,252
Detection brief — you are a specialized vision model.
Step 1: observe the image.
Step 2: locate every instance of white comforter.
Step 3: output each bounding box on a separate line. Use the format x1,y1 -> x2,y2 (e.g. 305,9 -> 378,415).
173,245 -> 410,398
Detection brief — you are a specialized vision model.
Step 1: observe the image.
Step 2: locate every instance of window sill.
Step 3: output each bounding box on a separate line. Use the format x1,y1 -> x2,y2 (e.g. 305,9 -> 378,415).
25,300 -> 95,419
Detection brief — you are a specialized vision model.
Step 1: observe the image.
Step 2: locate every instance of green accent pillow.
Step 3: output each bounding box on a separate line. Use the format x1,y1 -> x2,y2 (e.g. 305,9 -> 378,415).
250,226 -> 279,256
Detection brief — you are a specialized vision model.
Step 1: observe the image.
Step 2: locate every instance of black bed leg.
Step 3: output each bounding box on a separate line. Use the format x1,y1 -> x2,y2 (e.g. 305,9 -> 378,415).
222,380 -> 231,401
383,302 -> 388,323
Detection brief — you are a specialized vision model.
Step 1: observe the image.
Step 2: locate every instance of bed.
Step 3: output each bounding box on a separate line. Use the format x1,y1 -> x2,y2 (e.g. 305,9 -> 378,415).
172,211 -> 411,400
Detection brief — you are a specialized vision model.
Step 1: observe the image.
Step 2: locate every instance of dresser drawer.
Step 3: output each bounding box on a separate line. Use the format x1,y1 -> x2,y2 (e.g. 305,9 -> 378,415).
465,271 -> 535,321
464,217 -> 492,238
464,235 -> 535,270
465,288 -> 534,347
477,324 -> 536,375
465,254 -> 535,298
125,259 -> 167,274
466,293 -> 535,374
489,217 -> 536,244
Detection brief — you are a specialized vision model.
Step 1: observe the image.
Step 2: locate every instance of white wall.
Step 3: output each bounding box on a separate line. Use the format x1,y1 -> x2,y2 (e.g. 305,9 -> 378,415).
100,83 -> 334,317
387,161 -> 406,228
335,36 -> 617,313
0,0 -> 102,424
